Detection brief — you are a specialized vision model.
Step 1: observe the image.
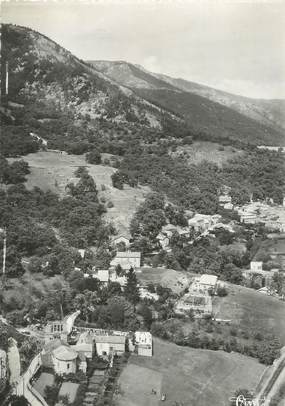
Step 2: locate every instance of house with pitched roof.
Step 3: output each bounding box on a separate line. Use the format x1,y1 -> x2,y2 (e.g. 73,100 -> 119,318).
111,234 -> 131,248
70,332 -> 94,360
110,251 -> 141,270
134,332 -> 153,357
94,335 -> 126,357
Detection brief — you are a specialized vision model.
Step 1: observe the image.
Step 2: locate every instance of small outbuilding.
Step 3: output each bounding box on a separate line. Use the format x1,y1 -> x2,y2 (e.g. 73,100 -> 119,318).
250,261 -> 263,272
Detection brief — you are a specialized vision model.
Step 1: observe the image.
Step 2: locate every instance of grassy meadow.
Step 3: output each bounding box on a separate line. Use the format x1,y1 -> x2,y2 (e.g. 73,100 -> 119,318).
114,338 -> 265,406
213,283 -> 285,345
9,151 -> 149,235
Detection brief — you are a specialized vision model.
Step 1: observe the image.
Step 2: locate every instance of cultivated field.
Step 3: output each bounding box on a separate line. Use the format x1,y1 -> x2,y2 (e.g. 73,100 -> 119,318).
213,283 -> 285,344
9,151 -> 149,235
115,338 -> 265,406
136,267 -> 191,294
33,372 -> 55,398
58,381 -> 79,403
171,141 -> 243,167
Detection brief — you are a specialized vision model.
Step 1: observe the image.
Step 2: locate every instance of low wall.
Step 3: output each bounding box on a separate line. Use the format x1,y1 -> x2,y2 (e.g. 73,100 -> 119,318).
13,352 -> 48,406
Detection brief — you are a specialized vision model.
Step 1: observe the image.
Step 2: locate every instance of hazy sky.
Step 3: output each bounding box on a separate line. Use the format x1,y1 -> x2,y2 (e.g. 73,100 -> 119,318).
2,0 -> 285,99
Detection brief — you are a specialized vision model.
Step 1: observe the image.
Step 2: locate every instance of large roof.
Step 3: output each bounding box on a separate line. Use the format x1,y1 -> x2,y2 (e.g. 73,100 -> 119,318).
116,251 -> 141,258
77,332 -> 94,344
199,274 -> 218,286
97,270 -> 109,282
112,234 -> 130,241
53,345 -> 78,361
95,335 -> 126,344
135,332 -> 152,345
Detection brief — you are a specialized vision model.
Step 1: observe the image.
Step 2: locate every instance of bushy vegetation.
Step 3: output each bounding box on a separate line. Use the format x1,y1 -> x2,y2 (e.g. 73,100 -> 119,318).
0,126 -> 40,157
0,156 -> 30,184
151,318 -> 281,365
0,166 -> 113,280
117,147 -> 285,210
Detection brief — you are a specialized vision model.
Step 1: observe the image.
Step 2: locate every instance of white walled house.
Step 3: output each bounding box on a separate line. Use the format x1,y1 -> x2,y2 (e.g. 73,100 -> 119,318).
70,332 -> 94,359
250,261 -> 263,272
240,212 -> 257,224
95,270 -> 110,285
84,269 -> 127,286
219,195 -> 232,206
224,202 -> 234,210
52,345 -> 78,375
110,251 -> 141,270
188,214 -> 221,233
134,332 -> 153,357
94,335 -> 126,356
112,235 -> 131,248
198,274 -> 218,292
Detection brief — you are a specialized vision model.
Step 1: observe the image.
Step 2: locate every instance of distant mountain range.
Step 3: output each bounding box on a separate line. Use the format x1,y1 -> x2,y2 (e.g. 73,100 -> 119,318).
90,60 -> 285,145
1,23 -> 284,147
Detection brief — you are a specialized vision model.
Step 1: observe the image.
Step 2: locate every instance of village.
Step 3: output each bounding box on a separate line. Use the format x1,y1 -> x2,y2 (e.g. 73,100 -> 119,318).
1,191 -> 285,406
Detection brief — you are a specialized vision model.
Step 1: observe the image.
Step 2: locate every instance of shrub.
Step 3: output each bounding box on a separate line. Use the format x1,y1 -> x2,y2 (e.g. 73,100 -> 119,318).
217,286 -> 228,297
111,172 -> 124,190
86,149 -> 101,165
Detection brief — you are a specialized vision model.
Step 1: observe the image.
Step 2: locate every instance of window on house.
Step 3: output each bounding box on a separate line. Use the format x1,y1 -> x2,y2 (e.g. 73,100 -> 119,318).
67,363 -> 70,369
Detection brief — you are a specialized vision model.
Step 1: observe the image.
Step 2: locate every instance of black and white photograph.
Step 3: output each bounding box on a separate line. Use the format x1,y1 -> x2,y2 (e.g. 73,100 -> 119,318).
0,1 -> 285,405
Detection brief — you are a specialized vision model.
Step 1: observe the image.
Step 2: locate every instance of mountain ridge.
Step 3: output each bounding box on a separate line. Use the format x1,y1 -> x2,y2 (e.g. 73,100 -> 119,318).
90,60 -> 285,141
1,23 -> 284,149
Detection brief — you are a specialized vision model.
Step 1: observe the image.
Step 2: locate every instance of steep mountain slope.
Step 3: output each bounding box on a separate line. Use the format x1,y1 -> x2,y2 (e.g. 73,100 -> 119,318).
1,24 -> 178,146
1,24 -> 284,151
153,73 -> 285,132
90,60 -> 285,146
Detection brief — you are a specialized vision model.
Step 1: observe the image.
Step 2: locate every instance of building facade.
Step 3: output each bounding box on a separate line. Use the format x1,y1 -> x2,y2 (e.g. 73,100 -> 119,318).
134,332 -> 153,357
52,345 -> 78,375
110,251 -> 141,270
94,335 -> 126,356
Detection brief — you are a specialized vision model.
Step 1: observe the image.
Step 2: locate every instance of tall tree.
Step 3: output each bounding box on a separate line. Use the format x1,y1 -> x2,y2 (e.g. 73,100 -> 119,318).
124,267 -> 140,305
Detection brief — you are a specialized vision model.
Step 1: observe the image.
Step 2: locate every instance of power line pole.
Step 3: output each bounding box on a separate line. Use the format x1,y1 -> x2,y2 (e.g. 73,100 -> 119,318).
5,61 -> 9,96
0,228 -> 7,278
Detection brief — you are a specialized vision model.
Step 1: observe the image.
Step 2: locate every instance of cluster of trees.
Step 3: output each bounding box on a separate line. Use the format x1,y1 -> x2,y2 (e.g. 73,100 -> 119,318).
151,319 -> 281,365
2,264 -> 144,331
1,126 -> 40,157
149,234 -> 247,284
114,144 -> 285,212
0,156 -> 30,184
85,149 -> 101,164
130,192 -> 188,253
0,167 -> 114,278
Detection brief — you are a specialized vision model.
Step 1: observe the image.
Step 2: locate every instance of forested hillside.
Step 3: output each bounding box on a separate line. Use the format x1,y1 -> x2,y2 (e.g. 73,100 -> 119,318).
0,24 -> 181,156
90,60 -> 285,146
152,73 -> 285,132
